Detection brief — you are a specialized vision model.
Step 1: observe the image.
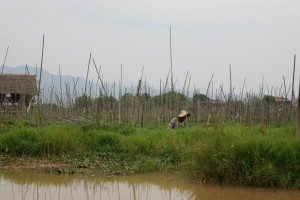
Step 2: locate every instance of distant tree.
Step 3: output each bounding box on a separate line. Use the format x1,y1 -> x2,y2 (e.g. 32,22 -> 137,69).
139,93 -> 151,103
94,95 -> 118,109
153,91 -> 187,105
263,95 -> 275,105
75,94 -> 91,108
120,93 -> 136,107
193,93 -> 209,102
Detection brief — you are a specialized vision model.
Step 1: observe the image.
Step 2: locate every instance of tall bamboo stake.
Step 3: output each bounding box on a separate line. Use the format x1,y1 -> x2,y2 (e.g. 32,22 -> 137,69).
37,35 -> 45,128
92,58 -> 107,96
297,76 -> 300,139
182,70 -> 189,94
205,73 -> 214,97
84,53 -> 92,95
119,64 -> 123,123
84,53 -> 92,113
59,65 -> 63,107
229,64 -> 232,101
291,54 -> 296,123
186,75 -> 191,98
1,45 -> 9,75
169,26 -> 174,92
292,54 -> 296,105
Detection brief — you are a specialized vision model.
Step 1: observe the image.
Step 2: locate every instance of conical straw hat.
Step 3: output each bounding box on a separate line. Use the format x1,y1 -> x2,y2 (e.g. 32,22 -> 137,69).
178,110 -> 191,117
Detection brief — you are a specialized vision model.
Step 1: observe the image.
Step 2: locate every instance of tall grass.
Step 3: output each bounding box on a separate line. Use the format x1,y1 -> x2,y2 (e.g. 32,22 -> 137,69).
0,121 -> 299,188
191,124 -> 300,188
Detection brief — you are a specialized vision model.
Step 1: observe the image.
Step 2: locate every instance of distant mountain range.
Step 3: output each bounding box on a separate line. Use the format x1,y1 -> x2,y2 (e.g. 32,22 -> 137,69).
2,65 -> 88,97
1,65 -> 155,100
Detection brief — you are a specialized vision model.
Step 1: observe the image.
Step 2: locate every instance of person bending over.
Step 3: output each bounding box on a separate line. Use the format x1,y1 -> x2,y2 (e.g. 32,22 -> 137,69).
168,110 -> 191,129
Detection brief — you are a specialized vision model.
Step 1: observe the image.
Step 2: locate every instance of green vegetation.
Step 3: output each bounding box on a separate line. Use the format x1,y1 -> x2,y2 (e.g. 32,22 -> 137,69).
0,120 -> 299,189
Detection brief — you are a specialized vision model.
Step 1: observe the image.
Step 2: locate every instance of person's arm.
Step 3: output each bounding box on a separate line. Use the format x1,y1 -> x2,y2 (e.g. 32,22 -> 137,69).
168,118 -> 177,129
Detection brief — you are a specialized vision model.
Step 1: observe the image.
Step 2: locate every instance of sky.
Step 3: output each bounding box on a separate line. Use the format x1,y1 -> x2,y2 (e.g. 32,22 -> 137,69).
0,0 -> 300,97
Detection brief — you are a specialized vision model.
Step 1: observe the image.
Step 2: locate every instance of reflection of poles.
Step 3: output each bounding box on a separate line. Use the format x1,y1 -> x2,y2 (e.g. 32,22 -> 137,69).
21,181 -> 30,199
11,183 -> 15,200
36,183 -> 39,200
69,185 -> 74,200
58,184 -> 61,200
117,182 -> 121,200
132,183 -> 136,200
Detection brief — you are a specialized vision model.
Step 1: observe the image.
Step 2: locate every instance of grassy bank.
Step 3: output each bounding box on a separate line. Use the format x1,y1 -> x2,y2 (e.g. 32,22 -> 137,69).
0,121 -> 299,189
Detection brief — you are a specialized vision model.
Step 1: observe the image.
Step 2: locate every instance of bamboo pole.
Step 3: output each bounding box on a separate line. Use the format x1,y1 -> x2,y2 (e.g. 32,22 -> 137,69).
292,54 -> 296,105
229,64 -> 232,101
297,77 -> 300,139
84,53 -> 92,96
1,45 -> 9,75
59,65 -> 63,108
37,35 -> 45,128
92,58 -> 107,96
119,64 -> 122,123
182,70 -> 189,94
169,26 -> 174,92
84,53 -> 92,114
205,74 -> 214,98
291,55 -> 296,121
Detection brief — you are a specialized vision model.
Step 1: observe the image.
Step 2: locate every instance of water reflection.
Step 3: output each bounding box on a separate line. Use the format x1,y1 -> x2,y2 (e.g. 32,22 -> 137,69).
1,169 -> 300,200
0,169 -> 194,200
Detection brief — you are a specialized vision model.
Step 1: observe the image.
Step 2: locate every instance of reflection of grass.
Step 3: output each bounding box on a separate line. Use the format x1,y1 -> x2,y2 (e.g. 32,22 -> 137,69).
0,121 -> 300,188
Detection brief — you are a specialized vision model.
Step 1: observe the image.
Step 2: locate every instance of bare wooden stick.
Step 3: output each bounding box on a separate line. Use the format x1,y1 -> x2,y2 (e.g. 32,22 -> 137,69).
290,54 -> 296,119
119,64 -> 123,123
186,75 -> 191,97
219,85 -> 227,102
84,53 -> 92,95
205,73 -> 214,97
1,45 -> 9,75
164,70 -> 170,93
297,75 -> 300,139
182,70 -> 189,94
283,76 -> 287,100
37,35 -> 45,128
241,78 -> 247,101
59,65 -> 63,107
72,77 -> 79,101
292,55 -> 296,105
92,58 -> 107,96
169,26 -> 174,92
229,64 -> 232,100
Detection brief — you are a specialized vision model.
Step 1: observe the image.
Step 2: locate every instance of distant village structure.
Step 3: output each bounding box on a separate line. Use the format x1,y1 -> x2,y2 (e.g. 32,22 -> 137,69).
0,74 -> 38,118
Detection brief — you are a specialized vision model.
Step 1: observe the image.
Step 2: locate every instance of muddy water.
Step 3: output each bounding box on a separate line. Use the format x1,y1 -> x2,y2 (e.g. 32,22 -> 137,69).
0,169 -> 300,200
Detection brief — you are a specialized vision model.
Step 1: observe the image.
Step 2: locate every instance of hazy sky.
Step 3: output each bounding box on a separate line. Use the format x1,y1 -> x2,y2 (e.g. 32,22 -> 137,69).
1,0 -> 300,96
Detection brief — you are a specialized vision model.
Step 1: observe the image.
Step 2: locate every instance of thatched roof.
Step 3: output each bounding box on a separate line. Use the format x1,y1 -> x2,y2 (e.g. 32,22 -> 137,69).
0,74 -> 38,96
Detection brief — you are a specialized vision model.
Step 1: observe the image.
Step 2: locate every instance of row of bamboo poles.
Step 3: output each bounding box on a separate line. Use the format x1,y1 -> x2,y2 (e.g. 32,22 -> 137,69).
1,35 -> 297,127
29,75 -> 296,127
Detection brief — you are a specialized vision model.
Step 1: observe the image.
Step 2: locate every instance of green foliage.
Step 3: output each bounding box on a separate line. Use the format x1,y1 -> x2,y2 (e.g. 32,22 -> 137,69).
0,125 -> 83,156
74,94 -> 92,108
139,93 -> 151,103
263,95 -> 276,105
94,95 -> 118,108
82,130 -> 123,153
191,124 -> 300,188
120,93 -> 136,106
152,91 -> 187,106
193,93 -> 209,102
81,121 -> 136,135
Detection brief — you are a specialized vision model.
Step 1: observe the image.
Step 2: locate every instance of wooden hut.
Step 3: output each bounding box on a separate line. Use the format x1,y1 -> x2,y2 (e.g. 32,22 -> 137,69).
0,74 -> 38,117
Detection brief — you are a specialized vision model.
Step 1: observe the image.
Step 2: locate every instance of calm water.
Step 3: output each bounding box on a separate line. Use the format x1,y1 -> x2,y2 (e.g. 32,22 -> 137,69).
0,169 -> 300,200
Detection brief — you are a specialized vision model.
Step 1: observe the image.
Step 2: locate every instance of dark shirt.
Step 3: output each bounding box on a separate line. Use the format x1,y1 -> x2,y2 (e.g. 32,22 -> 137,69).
168,117 -> 188,129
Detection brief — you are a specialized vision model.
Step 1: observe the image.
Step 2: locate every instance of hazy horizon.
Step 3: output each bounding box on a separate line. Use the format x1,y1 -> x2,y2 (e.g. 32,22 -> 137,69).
1,0 -> 299,96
